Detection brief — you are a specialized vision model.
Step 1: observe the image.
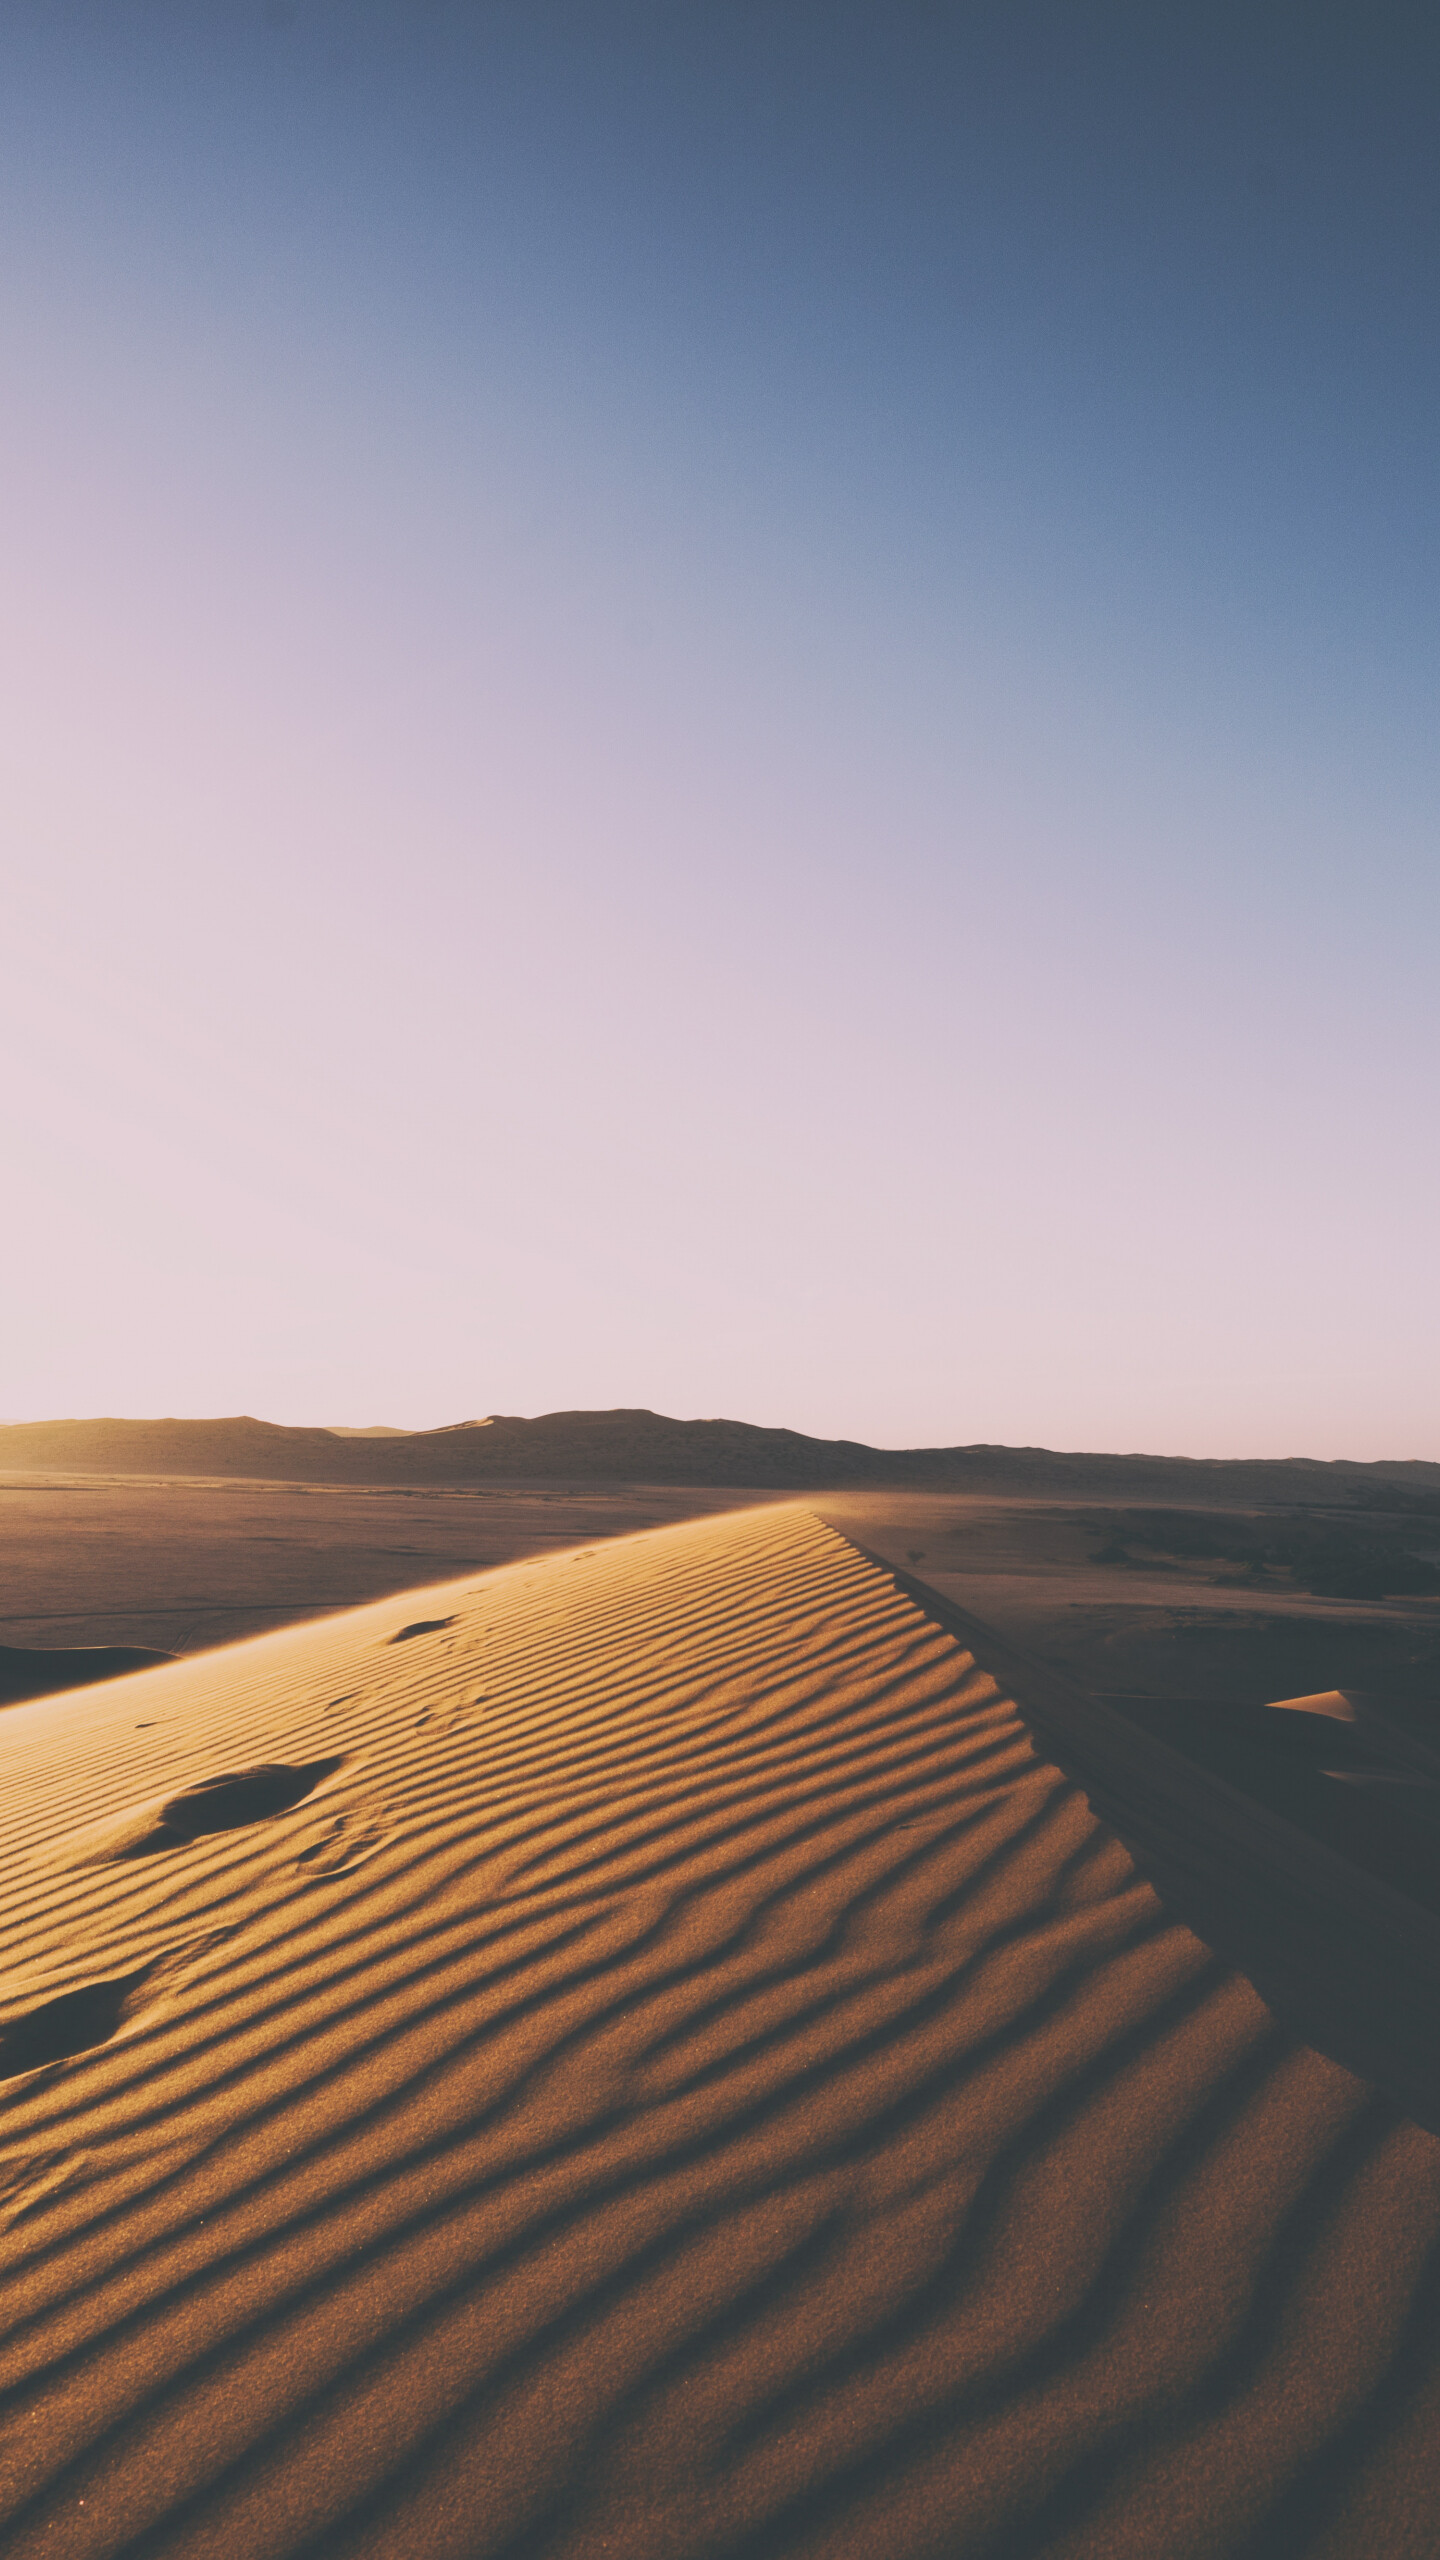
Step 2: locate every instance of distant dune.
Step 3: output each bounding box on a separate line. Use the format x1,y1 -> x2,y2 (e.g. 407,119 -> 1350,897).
3,1406 -> 1438,1501
2,1505 -> 1437,2557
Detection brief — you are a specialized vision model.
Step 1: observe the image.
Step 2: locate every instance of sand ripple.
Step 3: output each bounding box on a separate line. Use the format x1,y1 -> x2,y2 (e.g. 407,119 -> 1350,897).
0,1506 -> 1437,2557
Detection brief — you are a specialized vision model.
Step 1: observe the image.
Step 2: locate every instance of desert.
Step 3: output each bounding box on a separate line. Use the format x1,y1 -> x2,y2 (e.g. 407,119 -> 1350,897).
3,1420 -> 1440,2554
8,10 -> 1438,2549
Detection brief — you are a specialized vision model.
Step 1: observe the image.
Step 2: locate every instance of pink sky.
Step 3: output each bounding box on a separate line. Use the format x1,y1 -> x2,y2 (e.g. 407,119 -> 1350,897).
3,10 -> 1437,1459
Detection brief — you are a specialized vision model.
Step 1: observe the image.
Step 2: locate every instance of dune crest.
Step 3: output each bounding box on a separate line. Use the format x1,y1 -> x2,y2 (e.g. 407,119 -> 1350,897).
6,1405 -> 1440,1500
0,1504 -> 1436,2557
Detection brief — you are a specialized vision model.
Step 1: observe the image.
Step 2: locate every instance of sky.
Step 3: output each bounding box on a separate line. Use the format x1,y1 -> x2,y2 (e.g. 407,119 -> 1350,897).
2,2 -> 1437,1457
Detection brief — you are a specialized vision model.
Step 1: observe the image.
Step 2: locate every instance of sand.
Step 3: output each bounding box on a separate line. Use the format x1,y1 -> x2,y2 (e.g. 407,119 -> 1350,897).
2,1503 -> 1438,2557
818,1491 -> 1440,1709
7,1471 -> 1435,1718
0,1477 -> 769,1658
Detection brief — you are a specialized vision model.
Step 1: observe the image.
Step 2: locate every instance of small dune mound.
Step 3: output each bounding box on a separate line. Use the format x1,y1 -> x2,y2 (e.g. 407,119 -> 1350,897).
0,1967 -> 154,2078
156,1758 -> 345,1838
55,1757 -> 348,1866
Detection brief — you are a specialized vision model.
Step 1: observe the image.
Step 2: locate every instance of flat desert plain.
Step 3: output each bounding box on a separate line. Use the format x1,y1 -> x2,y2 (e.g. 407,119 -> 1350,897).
4,1465 -> 1438,1704
3,1498 -> 1440,2557
0,1476 -> 763,1660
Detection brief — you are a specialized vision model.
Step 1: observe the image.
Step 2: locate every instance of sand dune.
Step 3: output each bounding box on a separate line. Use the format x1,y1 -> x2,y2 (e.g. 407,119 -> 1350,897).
2,1505 -> 1438,2558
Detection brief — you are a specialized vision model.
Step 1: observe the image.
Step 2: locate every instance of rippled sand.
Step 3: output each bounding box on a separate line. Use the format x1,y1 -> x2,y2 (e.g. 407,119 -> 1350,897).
2,1505 -> 1437,2557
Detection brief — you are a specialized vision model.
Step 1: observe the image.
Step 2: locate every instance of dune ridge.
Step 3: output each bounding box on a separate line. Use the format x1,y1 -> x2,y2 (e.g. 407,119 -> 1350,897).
4,1407 -> 1439,1500
1,1504 -> 1438,2558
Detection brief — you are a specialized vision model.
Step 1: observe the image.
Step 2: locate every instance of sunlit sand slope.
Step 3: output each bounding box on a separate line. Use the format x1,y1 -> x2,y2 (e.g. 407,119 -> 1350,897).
2,1505 -> 1438,2559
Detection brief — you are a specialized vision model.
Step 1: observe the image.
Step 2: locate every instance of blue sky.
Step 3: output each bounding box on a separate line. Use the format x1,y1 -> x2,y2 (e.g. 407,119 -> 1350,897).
3,4 -> 1437,1453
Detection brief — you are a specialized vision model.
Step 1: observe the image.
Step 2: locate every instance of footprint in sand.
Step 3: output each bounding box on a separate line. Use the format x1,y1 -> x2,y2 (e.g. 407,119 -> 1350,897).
294,1795 -> 391,1878
414,1703 -> 472,1732
0,2150 -> 89,2226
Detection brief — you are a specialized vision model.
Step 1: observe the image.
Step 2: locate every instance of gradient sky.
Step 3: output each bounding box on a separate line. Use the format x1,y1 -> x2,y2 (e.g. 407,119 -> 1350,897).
3,3 -> 1437,1456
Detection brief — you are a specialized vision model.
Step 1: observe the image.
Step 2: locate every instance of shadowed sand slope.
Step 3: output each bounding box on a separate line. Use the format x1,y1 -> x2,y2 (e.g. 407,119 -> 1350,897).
0,1645 -> 178,1707
1,1506 -> 1438,2560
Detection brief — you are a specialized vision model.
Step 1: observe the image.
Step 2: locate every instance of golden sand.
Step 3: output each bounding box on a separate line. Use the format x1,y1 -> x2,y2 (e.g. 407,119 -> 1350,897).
1,1505 -> 1437,2557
